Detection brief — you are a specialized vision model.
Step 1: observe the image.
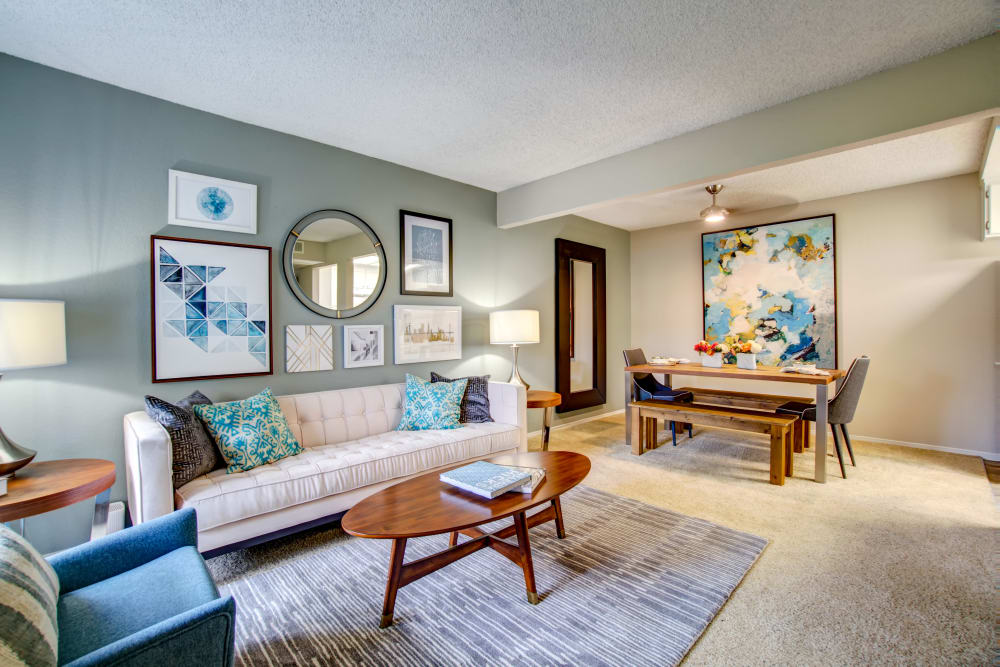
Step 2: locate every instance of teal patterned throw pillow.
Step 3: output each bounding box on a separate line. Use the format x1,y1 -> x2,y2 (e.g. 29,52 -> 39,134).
397,373 -> 468,431
194,388 -> 303,473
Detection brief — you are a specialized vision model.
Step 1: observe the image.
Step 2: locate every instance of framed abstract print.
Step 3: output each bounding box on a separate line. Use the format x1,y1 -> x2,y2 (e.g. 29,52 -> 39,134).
167,169 -> 258,234
400,210 -> 453,296
343,324 -> 385,368
393,305 -> 461,364
285,324 -> 334,373
152,236 -> 273,382
701,214 -> 837,368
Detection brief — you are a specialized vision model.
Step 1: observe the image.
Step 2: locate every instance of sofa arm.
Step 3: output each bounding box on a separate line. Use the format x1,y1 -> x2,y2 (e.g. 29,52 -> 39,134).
124,410 -> 175,525
488,381 -> 527,452
64,595 -> 236,667
49,508 -> 198,594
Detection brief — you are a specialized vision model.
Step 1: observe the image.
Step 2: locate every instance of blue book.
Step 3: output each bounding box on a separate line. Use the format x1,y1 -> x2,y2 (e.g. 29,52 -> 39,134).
440,461 -> 532,499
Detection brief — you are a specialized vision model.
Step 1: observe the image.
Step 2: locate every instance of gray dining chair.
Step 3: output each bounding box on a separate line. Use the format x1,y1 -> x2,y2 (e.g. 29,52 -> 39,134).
623,348 -> 693,446
775,355 -> 870,478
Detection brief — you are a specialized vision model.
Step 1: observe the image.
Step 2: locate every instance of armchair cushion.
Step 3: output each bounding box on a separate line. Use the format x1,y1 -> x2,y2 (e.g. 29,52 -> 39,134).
57,546 -> 219,665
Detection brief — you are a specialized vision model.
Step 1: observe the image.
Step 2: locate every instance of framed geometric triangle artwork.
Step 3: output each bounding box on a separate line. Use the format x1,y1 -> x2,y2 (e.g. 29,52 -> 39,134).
151,235 -> 273,382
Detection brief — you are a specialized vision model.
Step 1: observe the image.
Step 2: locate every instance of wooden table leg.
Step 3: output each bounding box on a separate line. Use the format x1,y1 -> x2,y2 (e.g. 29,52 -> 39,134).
448,531 -> 458,547
630,406 -> 642,455
784,426 -> 794,477
551,496 -> 566,539
541,406 -> 554,451
380,537 -> 407,628
625,370 -> 633,452
769,426 -> 785,486
512,511 -> 539,604
814,383 -> 829,483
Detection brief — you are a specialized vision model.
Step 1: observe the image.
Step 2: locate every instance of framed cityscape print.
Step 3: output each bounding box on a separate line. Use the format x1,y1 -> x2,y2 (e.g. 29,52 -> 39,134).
168,169 -> 258,234
400,210 -> 452,296
285,324 -> 334,373
701,214 -> 837,368
343,324 -> 384,368
393,305 -> 462,364
151,236 -> 272,382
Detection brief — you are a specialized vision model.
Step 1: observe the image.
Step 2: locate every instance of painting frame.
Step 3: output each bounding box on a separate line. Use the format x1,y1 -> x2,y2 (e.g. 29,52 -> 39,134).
167,169 -> 258,235
399,210 -> 453,297
393,305 -> 462,365
151,235 -> 273,383
343,324 -> 385,368
701,214 -> 838,368
285,324 -> 334,373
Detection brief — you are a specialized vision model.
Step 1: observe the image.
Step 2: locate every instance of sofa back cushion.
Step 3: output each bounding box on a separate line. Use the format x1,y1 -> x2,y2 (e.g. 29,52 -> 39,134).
276,383 -> 405,448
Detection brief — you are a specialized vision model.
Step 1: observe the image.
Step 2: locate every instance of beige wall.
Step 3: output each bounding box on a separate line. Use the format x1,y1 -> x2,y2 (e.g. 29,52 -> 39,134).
629,174 -> 998,457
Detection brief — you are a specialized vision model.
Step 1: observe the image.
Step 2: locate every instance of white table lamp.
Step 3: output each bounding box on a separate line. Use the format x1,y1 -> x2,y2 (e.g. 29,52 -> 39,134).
490,309 -> 539,389
0,299 -> 67,478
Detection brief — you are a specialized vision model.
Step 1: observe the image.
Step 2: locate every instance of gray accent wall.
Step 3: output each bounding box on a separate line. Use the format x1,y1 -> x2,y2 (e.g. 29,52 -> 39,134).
0,55 -> 629,553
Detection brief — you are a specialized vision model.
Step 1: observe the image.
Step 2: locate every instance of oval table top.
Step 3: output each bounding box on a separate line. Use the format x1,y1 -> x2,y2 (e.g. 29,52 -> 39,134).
342,451 -> 590,539
0,458 -> 116,523
526,390 -> 562,409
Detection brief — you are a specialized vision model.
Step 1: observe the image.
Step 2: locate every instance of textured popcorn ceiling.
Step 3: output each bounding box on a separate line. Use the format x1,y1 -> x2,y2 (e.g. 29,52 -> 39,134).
579,118 -> 993,230
0,1 -> 993,191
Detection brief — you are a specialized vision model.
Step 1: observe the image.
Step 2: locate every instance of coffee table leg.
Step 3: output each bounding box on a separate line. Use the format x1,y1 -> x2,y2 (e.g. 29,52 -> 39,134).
448,531 -> 458,547
512,511 -> 539,604
551,497 -> 566,539
380,537 -> 407,628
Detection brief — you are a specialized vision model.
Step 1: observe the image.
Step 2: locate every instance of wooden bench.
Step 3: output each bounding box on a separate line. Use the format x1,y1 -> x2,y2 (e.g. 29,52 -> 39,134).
629,400 -> 799,485
673,387 -> 815,453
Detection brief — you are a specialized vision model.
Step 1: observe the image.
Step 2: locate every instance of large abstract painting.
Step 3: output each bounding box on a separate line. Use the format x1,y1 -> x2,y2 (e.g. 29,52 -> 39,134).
152,236 -> 272,382
702,214 -> 837,368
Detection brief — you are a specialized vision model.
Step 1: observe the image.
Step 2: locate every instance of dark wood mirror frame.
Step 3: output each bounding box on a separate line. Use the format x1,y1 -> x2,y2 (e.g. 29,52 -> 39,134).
555,238 -> 606,413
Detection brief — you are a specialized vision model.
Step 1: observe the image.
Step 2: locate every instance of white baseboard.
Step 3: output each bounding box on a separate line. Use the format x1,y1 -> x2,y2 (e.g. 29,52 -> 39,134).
527,408 -> 625,439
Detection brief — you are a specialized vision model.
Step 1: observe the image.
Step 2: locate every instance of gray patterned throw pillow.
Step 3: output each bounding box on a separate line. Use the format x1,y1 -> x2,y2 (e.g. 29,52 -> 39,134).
430,373 -> 493,423
144,390 -> 224,488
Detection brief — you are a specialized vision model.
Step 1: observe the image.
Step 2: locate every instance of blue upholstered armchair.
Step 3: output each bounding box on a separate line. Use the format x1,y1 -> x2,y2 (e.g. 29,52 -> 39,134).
47,508 -> 235,666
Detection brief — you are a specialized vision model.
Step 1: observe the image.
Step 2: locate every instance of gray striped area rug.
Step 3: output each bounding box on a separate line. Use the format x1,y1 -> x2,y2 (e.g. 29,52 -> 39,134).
207,486 -> 766,666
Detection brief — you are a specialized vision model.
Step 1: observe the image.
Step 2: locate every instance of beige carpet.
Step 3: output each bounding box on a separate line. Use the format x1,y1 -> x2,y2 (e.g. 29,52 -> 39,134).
531,415 -> 997,665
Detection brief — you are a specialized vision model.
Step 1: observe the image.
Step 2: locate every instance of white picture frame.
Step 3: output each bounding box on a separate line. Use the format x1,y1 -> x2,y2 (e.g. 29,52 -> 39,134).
343,324 -> 385,368
393,305 -> 462,365
168,169 -> 258,234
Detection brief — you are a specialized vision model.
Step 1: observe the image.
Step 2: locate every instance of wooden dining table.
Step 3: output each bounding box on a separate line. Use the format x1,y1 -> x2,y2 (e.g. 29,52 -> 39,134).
625,363 -> 846,482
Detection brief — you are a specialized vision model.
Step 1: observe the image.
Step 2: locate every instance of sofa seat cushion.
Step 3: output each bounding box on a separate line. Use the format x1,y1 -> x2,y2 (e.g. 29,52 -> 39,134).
57,546 -> 218,665
177,422 -> 521,531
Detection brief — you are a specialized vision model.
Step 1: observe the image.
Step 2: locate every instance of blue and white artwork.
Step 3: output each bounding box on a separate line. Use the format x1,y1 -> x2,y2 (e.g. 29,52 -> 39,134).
168,169 -> 257,234
401,210 -> 452,296
702,215 -> 837,368
153,237 -> 271,381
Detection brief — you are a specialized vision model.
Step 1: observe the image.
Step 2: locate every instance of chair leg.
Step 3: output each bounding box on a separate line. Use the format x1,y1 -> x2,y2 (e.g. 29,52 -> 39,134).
671,421 -> 677,446
686,422 -> 693,439
840,424 -> 856,466
830,424 -> 846,479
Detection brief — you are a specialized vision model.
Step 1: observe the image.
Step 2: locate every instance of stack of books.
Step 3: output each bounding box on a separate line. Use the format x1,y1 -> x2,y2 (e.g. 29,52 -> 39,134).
440,461 -> 546,499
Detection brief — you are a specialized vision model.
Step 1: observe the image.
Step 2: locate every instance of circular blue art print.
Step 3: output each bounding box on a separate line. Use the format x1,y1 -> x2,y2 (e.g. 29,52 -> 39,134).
197,187 -> 234,221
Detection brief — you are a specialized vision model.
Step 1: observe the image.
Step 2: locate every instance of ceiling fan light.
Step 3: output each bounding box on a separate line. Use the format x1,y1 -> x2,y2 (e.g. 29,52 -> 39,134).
700,205 -> 729,222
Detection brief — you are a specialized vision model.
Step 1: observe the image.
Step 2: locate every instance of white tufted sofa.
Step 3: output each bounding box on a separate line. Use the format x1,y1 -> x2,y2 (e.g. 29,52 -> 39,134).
123,381 -> 527,553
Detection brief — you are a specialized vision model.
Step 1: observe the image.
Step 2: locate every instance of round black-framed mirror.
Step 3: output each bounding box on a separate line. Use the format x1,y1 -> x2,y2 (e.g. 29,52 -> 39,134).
282,209 -> 387,318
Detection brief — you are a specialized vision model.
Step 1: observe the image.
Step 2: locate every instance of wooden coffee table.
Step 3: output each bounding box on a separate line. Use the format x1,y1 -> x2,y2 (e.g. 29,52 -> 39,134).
342,451 -> 590,628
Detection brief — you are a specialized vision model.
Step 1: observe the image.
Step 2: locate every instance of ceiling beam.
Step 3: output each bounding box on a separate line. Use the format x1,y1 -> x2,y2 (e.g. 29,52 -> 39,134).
498,34 -> 1000,229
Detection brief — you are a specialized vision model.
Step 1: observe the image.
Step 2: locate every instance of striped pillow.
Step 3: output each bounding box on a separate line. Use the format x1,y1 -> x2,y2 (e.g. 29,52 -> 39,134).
0,525 -> 59,666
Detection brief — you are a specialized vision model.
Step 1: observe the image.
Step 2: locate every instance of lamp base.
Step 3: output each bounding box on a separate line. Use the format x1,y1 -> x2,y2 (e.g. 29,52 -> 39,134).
507,345 -> 530,391
0,424 -> 36,479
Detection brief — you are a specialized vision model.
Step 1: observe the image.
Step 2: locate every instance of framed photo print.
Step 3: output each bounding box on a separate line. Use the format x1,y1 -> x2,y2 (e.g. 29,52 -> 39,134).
393,305 -> 462,364
152,235 -> 272,382
400,210 -> 452,296
343,324 -> 385,368
285,324 -> 334,373
168,169 -> 258,234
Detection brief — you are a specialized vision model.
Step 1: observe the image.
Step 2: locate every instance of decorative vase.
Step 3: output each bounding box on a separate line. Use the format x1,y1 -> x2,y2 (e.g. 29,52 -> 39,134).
736,353 -> 757,370
700,353 -> 723,368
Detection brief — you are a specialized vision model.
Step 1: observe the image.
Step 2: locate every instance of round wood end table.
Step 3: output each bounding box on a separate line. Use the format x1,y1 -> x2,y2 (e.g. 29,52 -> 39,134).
342,450 -> 590,628
0,459 -> 116,526
526,390 -> 561,451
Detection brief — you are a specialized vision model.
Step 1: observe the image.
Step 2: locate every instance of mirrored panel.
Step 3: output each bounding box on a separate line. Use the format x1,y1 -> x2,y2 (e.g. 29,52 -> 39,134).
569,259 -> 594,393
283,210 -> 386,318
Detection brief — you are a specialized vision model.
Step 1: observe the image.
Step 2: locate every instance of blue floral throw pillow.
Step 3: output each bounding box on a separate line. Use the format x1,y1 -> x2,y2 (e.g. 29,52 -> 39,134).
194,388 -> 303,473
397,373 -> 468,431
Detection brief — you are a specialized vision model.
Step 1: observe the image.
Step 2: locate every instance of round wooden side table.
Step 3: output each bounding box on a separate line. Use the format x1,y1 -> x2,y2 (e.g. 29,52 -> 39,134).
526,390 -> 562,451
0,459 -> 116,535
